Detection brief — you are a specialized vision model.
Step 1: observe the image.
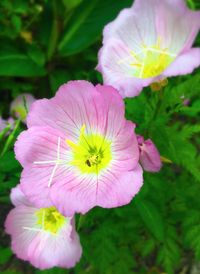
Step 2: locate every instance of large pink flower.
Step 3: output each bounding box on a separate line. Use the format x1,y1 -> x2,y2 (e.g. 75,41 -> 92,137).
15,81 -> 143,216
96,0 -> 200,97
5,185 -> 82,270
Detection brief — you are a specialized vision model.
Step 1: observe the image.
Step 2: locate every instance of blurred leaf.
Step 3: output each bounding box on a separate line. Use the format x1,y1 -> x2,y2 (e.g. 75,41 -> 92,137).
0,271 -> 21,274
49,69 -> 70,94
62,0 -> 83,10
11,15 -> 22,33
0,50 -> 46,77
13,0 -> 29,14
0,247 -> 12,264
27,44 -> 46,66
59,0 -> 132,56
36,268 -> 69,274
135,199 -> 165,242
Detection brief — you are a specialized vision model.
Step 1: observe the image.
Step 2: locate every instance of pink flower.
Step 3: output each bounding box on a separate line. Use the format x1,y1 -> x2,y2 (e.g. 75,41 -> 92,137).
96,0 -> 200,98
15,80 -> 143,216
137,135 -> 162,172
10,93 -> 36,122
5,185 -> 82,270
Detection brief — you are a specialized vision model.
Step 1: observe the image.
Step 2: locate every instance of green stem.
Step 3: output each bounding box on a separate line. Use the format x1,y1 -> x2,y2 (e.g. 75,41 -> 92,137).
0,120 -> 20,157
47,0 -> 59,61
77,214 -> 86,231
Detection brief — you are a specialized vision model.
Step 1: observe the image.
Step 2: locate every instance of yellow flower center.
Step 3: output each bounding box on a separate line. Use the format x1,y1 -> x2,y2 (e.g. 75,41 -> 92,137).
66,125 -> 112,174
130,37 -> 175,78
36,207 -> 66,234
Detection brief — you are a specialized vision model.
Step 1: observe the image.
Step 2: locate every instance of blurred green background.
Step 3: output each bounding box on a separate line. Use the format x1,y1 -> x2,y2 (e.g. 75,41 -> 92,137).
0,0 -> 200,274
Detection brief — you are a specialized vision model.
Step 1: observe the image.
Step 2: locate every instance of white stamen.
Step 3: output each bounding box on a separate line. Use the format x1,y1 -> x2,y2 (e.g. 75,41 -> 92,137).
139,50 -> 147,78
23,226 -> 43,232
42,210 -> 45,230
34,160 -> 58,164
57,137 -> 61,160
33,137 -> 67,188
48,163 -> 58,188
146,47 -> 176,57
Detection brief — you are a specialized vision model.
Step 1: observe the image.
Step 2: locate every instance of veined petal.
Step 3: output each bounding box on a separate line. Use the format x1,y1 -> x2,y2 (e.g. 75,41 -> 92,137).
163,48 -> 200,77
15,126 -> 72,208
97,164 -> 143,208
10,185 -> 32,207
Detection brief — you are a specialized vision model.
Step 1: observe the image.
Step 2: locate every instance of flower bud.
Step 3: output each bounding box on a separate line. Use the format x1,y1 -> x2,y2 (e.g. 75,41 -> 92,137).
10,93 -> 35,123
137,135 -> 162,172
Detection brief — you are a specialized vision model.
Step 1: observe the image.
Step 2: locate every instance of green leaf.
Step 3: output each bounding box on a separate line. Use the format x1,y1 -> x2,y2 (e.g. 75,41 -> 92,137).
1,271 -> 21,274
135,199 -> 165,241
27,44 -> 46,66
0,247 -> 12,265
36,268 -> 69,274
156,226 -> 180,274
62,0 -> 83,10
49,69 -> 70,94
0,51 -> 46,77
59,0 -> 132,56
12,0 -> 29,14
11,15 -> 22,33
0,151 -> 20,172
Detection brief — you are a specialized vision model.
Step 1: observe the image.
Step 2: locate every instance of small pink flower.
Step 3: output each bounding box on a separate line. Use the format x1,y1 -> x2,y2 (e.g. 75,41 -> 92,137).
10,93 -> 36,122
96,0 -> 200,98
5,185 -> 82,270
0,116 -> 15,134
0,117 -> 7,132
137,135 -> 162,172
14,81 -> 143,216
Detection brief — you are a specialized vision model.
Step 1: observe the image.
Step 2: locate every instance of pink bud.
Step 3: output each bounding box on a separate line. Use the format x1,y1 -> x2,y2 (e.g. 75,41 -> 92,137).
10,93 -> 36,123
137,135 -> 162,173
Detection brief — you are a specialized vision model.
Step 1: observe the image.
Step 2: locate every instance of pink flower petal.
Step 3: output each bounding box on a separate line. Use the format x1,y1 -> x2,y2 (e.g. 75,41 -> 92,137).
96,164 -> 143,208
163,48 -> 200,77
10,185 -> 31,207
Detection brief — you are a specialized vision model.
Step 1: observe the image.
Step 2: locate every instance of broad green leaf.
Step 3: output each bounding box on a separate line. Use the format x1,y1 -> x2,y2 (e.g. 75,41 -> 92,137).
49,69 -> 70,94
0,151 -> 20,172
135,199 -> 165,242
59,0 -> 132,56
0,51 -> 46,77
27,44 -> 46,66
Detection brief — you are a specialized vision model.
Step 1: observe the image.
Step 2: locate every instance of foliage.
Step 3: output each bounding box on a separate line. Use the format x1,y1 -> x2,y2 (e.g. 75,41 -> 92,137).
0,0 -> 200,274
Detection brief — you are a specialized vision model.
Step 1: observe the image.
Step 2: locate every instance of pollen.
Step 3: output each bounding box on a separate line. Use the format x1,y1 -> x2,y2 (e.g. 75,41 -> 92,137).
36,207 -> 66,234
66,125 -> 112,174
129,37 -> 176,79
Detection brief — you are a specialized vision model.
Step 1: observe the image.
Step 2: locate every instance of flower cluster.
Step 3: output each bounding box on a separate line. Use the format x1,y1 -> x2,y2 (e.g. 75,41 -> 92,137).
5,0 -> 200,270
